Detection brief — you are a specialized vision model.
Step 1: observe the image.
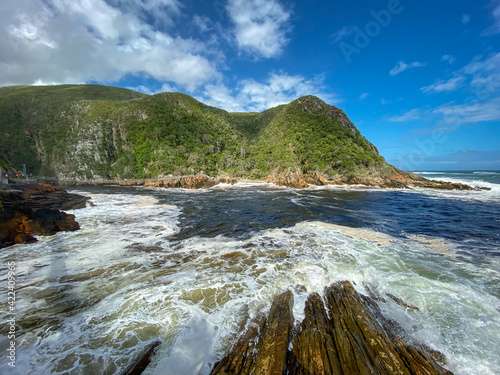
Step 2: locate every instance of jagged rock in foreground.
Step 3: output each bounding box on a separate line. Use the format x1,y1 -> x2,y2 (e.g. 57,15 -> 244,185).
144,175 -> 237,189
211,281 -> 452,375
0,184 -> 90,248
120,340 -> 161,375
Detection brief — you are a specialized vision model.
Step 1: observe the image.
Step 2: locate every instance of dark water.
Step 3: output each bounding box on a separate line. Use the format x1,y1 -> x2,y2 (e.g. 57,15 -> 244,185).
77,181 -> 500,257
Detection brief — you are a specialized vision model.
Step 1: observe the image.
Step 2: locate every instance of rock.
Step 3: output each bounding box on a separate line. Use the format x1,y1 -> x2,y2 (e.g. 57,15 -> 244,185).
14,233 -> 37,244
211,281 -> 452,375
144,175 -> 238,190
120,340 -> 161,375
210,291 -> 294,375
29,208 -> 80,235
267,174 -> 310,189
0,184 -> 89,248
386,293 -> 420,311
321,170 -> 479,190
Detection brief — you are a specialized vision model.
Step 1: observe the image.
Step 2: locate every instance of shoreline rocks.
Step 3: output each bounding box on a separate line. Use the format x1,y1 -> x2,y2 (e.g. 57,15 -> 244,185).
0,184 -> 90,248
143,175 -> 237,189
51,169 -> 484,191
211,281 -> 452,375
269,170 -> 480,190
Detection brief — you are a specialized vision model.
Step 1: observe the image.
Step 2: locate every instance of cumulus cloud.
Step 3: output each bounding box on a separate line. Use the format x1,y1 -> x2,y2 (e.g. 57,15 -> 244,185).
389,61 -> 426,76
198,73 -> 336,112
0,0 -> 219,90
226,0 -> 291,58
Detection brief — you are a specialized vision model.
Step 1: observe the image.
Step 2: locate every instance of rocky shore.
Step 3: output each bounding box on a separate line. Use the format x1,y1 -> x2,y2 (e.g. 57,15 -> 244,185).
211,281 -> 452,375
268,170 -> 478,190
143,175 -> 238,189
141,171 -> 479,191
0,184 -> 90,248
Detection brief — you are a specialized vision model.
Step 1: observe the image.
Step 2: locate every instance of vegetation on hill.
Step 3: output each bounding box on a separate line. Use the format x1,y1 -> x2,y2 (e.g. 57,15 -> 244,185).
0,84 -> 398,181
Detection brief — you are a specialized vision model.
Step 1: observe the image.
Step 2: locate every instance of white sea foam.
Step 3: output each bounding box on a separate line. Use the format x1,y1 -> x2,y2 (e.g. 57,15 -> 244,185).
0,192 -> 498,375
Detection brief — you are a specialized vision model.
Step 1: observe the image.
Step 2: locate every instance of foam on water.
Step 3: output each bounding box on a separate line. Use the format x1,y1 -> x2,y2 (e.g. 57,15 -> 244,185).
0,190 -> 498,375
414,171 -> 500,202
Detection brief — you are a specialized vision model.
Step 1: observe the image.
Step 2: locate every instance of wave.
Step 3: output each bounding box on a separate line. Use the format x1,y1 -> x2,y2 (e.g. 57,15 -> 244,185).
1,193 -> 499,375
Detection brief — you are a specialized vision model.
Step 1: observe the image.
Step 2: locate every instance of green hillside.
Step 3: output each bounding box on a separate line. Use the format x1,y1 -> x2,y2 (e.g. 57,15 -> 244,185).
0,84 -> 397,180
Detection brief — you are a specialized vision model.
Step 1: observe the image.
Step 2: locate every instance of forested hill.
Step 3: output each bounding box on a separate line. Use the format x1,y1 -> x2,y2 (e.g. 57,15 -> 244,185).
0,84 -> 397,181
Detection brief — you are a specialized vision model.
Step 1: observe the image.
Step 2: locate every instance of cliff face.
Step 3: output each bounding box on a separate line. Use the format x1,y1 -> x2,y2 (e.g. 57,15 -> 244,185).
0,84 -> 403,182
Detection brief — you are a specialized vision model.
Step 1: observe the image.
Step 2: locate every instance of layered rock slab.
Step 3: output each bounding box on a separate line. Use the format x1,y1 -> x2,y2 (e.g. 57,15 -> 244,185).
211,281 -> 452,375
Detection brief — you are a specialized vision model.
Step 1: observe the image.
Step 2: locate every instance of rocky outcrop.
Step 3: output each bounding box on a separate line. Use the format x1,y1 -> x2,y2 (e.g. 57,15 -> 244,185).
269,170 -> 478,190
0,184 -> 90,248
211,281 -> 452,375
267,173 -> 326,189
144,175 -> 238,189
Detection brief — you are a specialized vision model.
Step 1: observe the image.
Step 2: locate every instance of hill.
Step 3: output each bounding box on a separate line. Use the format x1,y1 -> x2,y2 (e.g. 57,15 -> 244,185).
0,84 -> 473,189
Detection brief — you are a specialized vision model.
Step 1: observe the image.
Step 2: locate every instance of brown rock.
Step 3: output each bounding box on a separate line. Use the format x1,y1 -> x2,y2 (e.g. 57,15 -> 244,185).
14,233 -> 37,244
120,340 -> 161,375
212,282 -> 453,375
211,291 -> 294,375
144,175 -> 238,190
0,184 -> 88,248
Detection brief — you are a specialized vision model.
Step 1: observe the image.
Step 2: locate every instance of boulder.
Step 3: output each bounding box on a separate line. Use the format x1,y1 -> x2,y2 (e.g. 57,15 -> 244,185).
0,184 -> 89,248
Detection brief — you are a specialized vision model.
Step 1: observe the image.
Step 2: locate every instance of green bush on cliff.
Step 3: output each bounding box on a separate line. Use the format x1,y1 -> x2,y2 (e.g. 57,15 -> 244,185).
0,85 -> 396,180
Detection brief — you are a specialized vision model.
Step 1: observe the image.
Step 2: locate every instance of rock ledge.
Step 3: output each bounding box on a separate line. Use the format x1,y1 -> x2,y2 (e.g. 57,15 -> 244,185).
0,184 -> 90,248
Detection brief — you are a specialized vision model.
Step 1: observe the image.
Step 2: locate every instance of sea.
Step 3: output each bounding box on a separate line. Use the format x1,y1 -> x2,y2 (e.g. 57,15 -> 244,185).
0,170 -> 499,375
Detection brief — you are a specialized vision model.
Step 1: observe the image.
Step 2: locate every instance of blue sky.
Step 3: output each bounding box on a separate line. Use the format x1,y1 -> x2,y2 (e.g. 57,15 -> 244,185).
1,0 -> 499,171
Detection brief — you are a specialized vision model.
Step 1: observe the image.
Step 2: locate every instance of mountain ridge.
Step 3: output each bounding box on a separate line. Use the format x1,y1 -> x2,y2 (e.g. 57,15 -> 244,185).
0,84 -> 474,190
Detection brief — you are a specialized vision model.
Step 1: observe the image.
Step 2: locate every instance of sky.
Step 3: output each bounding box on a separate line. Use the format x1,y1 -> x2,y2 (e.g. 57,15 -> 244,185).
1,0 -> 500,171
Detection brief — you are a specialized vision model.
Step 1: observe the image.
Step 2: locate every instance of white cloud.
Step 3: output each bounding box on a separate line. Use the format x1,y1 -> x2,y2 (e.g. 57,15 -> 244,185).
330,26 -> 356,43
193,15 -> 212,33
481,2 -> 500,36
433,97 -> 500,125
462,14 -> 470,25
130,83 -> 177,95
441,54 -> 456,64
422,53 -> 500,95
421,76 -> 465,94
389,61 -> 426,76
388,109 -> 420,122
0,0 -> 220,90
198,73 -> 336,112
359,92 -> 369,100
226,0 -> 291,58
106,0 -> 183,25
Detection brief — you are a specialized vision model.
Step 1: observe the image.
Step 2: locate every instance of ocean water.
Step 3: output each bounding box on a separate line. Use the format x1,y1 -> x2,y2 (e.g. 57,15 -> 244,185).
0,171 -> 499,375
